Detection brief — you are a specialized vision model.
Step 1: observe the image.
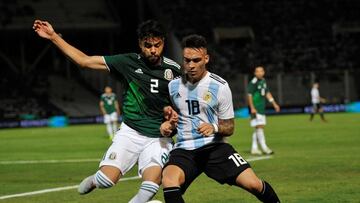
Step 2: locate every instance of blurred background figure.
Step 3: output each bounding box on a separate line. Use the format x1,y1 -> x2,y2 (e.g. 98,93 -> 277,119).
247,66 -> 280,155
310,82 -> 327,122
100,86 -> 120,140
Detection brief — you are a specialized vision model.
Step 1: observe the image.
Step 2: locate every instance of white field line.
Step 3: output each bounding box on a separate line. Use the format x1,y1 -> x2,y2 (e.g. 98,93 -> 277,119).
0,156 -> 272,200
0,176 -> 141,200
0,158 -> 100,165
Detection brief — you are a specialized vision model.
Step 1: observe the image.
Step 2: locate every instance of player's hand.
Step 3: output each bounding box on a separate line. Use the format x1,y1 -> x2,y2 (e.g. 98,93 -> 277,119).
160,121 -> 175,137
197,123 -> 215,137
163,106 -> 178,126
320,98 -> 327,103
250,107 -> 257,115
274,103 -> 280,112
33,20 -> 57,40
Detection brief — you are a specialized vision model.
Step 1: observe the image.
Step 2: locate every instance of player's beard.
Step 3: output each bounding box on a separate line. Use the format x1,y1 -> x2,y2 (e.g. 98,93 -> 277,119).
147,55 -> 161,65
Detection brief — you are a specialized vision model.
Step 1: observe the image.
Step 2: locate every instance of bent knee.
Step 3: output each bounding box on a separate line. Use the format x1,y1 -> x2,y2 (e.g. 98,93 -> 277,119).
245,179 -> 263,193
162,166 -> 184,187
161,174 -> 179,187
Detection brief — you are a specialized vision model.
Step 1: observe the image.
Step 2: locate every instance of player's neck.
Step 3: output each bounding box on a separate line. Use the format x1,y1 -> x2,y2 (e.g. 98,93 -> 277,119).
188,71 -> 208,84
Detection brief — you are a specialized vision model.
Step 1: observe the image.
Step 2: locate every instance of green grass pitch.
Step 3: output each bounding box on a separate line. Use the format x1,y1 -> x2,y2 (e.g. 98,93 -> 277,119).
0,113 -> 359,202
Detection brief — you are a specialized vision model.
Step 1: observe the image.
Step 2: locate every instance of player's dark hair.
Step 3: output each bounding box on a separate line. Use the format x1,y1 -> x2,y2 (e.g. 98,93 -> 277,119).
181,34 -> 207,49
180,34 -> 208,84
137,20 -> 165,40
253,65 -> 265,72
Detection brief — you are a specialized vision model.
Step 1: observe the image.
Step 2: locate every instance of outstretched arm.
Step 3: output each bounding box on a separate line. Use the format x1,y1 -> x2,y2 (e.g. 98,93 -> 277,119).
33,20 -> 107,70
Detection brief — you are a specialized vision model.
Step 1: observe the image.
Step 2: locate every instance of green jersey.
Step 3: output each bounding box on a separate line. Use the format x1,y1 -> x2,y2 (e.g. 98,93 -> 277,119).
100,93 -> 117,114
247,77 -> 269,115
103,53 -> 181,138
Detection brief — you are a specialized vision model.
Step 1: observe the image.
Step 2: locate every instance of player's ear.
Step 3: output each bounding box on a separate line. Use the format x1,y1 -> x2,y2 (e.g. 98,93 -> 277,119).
205,54 -> 209,64
138,39 -> 143,49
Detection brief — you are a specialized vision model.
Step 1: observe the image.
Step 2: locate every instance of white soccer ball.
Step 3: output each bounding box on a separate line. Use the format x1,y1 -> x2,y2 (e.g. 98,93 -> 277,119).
147,200 -> 162,203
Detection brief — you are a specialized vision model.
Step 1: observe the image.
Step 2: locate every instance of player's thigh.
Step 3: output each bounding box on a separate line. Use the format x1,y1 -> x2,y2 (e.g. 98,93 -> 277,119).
164,148 -> 201,193
138,137 -> 173,175
250,113 -> 266,127
204,143 -> 251,185
100,124 -> 143,175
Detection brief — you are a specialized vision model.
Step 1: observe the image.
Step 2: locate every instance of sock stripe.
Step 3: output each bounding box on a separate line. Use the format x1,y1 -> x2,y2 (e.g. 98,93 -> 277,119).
261,181 -> 266,195
163,188 -> 181,193
141,187 -> 158,193
96,176 -> 111,187
96,175 -> 112,188
95,171 -> 114,188
141,184 -> 159,193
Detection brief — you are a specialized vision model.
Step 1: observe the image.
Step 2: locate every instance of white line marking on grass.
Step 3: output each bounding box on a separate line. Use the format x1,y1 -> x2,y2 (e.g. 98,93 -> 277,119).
0,155 -> 272,200
246,155 -> 273,162
0,158 -> 100,165
0,176 -> 141,200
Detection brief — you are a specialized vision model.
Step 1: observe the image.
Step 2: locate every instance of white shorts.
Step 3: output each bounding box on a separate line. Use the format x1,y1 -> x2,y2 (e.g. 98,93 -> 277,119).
104,112 -> 118,124
99,123 -> 173,176
250,113 -> 267,127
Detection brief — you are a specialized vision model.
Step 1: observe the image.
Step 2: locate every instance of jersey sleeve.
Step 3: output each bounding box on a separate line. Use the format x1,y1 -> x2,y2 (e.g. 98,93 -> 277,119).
103,54 -> 130,74
218,84 -> 234,119
247,81 -> 255,95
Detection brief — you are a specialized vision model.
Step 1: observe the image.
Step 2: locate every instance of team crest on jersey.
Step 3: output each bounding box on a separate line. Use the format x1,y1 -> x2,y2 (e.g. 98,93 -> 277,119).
109,152 -> 117,160
203,91 -> 212,103
164,69 -> 174,81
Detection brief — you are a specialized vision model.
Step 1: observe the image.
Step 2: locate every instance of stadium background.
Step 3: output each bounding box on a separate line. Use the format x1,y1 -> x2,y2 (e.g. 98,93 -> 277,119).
1,0 -> 359,127
0,0 -> 359,202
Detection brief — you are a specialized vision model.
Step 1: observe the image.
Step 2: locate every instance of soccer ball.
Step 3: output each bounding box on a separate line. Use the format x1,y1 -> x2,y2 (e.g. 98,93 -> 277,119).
147,200 -> 162,203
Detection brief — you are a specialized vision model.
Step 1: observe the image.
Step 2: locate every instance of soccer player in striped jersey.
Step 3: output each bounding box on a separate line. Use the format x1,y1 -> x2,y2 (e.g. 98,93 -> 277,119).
33,19 -> 181,203
100,86 -> 120,140
160,34 -> 280,203
247,66 -> 280,155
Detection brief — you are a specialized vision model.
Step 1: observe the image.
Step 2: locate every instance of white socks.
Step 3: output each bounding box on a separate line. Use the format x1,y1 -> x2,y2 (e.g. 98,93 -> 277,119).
129,181 -> 159,203
106,123 -> 113,137
252,132 -> 259,151
256,128 -> 270,152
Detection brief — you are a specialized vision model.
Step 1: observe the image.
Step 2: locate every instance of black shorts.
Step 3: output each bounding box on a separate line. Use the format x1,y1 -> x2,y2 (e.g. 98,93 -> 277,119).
313,103 -> 322,110
165,143 -> 251,193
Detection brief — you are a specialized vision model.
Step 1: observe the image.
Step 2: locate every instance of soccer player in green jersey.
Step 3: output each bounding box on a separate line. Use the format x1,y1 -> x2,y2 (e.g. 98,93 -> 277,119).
100,86 -> 120,140
33,19 -> 181,203
247,66 -> 280,155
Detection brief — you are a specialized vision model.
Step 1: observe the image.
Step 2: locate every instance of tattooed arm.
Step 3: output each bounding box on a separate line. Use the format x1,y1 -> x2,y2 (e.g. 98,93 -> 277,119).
218,118 -> 234,137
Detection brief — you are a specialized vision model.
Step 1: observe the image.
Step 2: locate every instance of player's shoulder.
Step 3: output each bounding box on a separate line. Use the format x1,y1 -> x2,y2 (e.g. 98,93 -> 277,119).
104,53 -> 138,63
163,57 -> 181,70
168,76 -> 182,86
209,72 -> 228,86
250,77 -> 258,84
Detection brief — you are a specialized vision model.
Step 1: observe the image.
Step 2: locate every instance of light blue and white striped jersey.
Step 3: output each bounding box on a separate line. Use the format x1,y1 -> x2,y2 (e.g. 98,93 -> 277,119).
168,72 -> 234,150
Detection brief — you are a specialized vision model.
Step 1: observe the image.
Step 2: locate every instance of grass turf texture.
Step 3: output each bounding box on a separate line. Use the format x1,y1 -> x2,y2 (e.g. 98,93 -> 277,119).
0,113 -> 359,202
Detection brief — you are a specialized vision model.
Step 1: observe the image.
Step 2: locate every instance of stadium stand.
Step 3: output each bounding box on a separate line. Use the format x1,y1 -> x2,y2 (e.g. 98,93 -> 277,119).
0,0 -> 359,124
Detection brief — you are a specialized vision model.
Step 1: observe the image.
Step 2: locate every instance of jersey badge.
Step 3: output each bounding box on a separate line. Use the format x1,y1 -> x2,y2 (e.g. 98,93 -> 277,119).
109,152 -> 117,160
203,91 -> 212,103
135,68 -> 143,74
164,69 -> 174,81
